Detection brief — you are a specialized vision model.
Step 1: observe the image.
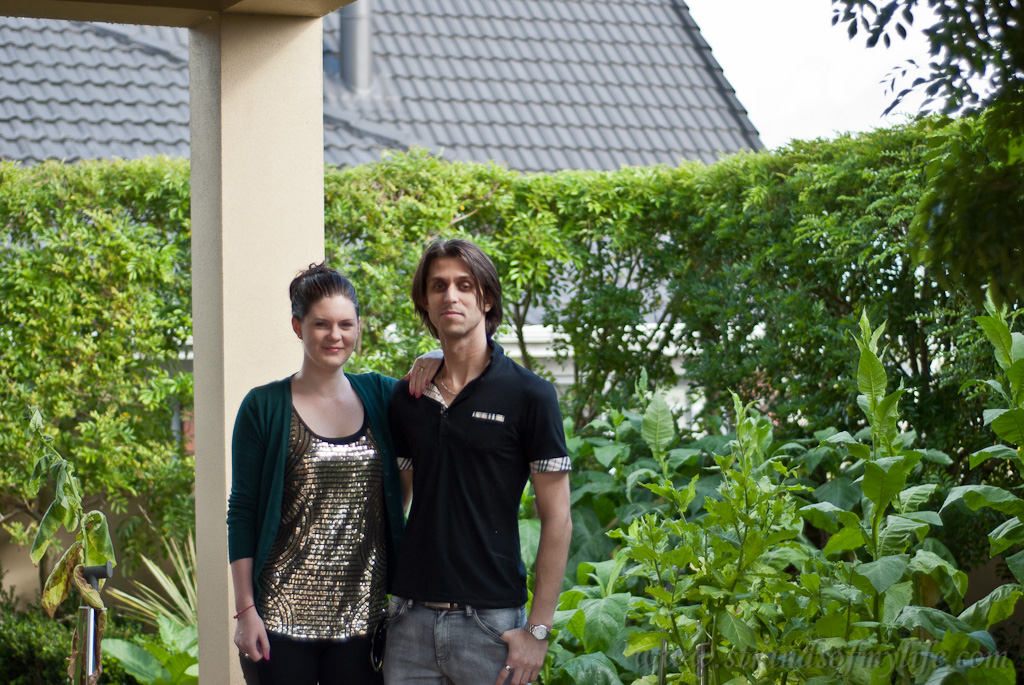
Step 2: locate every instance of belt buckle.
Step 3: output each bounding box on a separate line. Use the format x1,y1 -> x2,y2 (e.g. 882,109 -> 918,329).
421,600 -> 464,610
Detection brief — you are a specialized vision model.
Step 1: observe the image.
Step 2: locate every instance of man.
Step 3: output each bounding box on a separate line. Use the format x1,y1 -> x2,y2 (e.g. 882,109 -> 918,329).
385,239 -> 572,685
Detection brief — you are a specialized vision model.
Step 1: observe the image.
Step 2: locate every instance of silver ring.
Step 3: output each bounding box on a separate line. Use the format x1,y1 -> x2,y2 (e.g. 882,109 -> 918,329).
504,665 -> 512,671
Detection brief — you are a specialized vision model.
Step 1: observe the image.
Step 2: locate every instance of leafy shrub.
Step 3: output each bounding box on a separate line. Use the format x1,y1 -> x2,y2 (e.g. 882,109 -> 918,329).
320,125 -> 1020,477
0,578 -> 143,685
105,530 -> 199,684
105,617 -> 198,685
0,157 -> 194,576
535,312 -> 1023,684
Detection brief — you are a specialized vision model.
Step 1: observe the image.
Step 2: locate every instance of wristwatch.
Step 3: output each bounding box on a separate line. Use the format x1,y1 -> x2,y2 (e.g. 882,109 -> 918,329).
525,623 -> 550,640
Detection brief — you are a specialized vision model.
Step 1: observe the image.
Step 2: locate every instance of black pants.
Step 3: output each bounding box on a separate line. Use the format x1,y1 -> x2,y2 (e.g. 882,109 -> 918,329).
239,632 -> 382,685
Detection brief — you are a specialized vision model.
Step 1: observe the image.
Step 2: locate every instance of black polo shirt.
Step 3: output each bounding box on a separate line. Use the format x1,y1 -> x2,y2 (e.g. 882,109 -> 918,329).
388,341 -> 569,608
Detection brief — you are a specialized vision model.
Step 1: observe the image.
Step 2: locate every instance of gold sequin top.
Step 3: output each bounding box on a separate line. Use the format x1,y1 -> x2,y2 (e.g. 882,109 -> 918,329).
257,409 -> 387,640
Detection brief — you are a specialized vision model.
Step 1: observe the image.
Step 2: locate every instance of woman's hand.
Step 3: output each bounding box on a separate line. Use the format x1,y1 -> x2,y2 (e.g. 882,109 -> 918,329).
406,349 -> 443,397
233,609 -> 271,663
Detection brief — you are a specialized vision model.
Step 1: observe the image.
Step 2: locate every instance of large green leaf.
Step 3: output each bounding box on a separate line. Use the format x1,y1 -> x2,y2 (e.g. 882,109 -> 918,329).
966,662 -> 1017,685
959,584 -> 1024,631
856,341 -> 888,408
162,651 -> 199,685
641,392 -> 675,455
975,315 -> 1014,370
104,638 -> 172,684
558,652 -> 622,685
883,580 -> 913,623
814,608 -> 852,638
577,593 -> 630,653
518,518 -> 541,570
969,444 -> 1018,469
878,515 -> 930,556
1007,358 -> 1024,398
593,443 -> 627,468
1012,332 -> 1024,364
873,388 -> 906,442
799,502 -> 859,533
895,606 -> 995,649
853,554 -> 908,595
1007,549 -> 1024,584
623,630 -> 664,657
823,525 -> 867,557
569,473 -> 618,505
715,609 -> 756,650
862,457 -> 907,511
920,448 -> 953,465
813,477 -> 861,511
983,408 -> 1007,426
988,517 -> 1024,557
567,508 -> 616,580
576,555 -> 628,594
824,431 -> 857,445
902,510 -> 943,527
990,408 -> 1024,446
907,550 -> 969,599
625,468 -> 658,500
895,483 -> 938,512
942,485 -> 1024,519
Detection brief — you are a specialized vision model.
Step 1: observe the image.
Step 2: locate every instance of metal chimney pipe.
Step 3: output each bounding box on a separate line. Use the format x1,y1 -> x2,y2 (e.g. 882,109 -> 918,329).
339,0 -> 373,93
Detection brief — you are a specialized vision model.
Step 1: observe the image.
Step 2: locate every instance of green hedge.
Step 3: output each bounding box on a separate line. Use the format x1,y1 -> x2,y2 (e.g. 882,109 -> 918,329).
2,120 -> 1018,573
323,122 -> 1013,468
0,157 -> 194,568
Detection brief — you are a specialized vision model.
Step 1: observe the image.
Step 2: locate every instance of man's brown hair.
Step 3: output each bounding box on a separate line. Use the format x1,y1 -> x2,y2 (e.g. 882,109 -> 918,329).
411,238 -> 503,339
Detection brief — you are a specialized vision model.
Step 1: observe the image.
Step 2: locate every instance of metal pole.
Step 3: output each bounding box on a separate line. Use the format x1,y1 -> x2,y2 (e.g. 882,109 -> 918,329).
85,604 -> 96,677
78,561 -> 114,684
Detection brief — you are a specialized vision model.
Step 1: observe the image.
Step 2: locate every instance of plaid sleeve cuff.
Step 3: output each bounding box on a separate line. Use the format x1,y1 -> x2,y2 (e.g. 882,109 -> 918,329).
530,456 -> 571,474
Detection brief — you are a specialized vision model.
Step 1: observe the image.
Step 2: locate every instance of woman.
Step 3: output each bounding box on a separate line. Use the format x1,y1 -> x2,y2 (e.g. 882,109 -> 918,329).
227,263 -> 437,684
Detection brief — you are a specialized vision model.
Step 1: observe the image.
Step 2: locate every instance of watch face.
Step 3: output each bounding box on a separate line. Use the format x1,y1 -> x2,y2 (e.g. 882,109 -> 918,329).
528,624 -> 550,640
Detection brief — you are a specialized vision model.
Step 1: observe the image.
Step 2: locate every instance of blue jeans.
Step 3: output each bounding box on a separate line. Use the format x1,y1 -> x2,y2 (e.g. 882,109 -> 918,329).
382,595 -> 526,684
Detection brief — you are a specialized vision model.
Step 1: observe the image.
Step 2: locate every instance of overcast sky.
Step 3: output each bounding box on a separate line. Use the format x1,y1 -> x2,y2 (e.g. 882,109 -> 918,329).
684,0 -> 936,150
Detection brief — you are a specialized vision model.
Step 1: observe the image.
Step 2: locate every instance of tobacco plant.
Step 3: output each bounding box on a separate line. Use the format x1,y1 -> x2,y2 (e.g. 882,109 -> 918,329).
540,312 -> 1022,684
940,296 -> 1024,596
793,313 -> 1019,682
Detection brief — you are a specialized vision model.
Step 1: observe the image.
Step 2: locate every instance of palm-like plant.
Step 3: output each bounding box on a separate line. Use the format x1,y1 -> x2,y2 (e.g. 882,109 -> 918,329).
109,530 -> 197,628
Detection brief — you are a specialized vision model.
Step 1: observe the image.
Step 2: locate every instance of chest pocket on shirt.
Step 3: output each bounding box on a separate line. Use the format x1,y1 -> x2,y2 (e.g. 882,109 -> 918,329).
455,408 -> 516,455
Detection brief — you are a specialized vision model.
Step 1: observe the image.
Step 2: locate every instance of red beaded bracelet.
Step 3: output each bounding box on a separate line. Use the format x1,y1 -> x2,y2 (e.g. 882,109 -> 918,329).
233,603 -> 255,619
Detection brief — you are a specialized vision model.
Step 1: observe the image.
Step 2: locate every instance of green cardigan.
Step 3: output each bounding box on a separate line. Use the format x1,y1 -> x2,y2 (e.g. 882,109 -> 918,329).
226,373 -> 403,605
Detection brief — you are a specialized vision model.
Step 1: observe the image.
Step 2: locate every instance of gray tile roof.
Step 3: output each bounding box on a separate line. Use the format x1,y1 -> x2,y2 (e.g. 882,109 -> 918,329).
1,0 -> 761,171
0,18 -> 190,164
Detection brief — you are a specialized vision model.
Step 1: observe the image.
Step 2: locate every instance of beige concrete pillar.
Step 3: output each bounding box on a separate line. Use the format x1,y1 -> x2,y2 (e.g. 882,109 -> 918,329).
189,14 -> 324,684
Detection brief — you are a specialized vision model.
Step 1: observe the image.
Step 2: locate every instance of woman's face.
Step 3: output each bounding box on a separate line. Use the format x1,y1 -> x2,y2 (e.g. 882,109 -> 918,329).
291,294 -> 360,371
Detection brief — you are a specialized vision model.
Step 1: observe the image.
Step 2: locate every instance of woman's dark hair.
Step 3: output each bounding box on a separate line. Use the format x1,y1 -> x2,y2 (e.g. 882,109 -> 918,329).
289,262 -> 359,320
411,238 -> 502,339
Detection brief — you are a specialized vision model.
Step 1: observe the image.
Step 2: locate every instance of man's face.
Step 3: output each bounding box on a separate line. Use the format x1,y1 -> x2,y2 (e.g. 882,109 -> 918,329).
424,256 -> 491,342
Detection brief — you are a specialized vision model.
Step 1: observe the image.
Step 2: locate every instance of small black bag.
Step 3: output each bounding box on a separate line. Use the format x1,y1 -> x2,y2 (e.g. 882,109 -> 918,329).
370,621 -> 387,672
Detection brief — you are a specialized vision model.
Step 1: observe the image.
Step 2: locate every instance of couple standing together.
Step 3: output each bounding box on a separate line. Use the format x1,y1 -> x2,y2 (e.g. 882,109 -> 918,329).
227,239 -> 572,685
